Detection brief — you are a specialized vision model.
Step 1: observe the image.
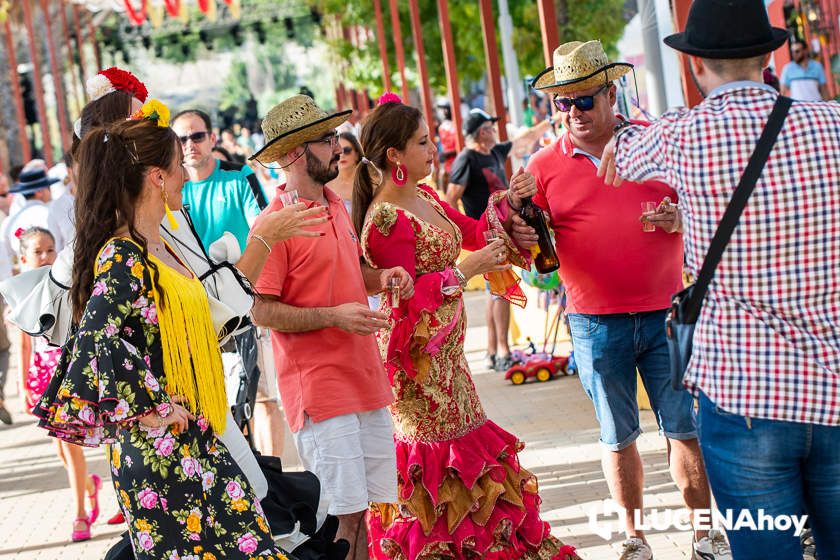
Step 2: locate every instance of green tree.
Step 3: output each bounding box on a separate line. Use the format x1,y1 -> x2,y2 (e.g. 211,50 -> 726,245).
313,0 -> 627,96
219,61 -> 252,112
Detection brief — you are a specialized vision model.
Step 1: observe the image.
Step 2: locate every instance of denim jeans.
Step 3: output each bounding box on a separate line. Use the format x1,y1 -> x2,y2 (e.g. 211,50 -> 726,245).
568,310 -> 697,450
698,391 -> 840,559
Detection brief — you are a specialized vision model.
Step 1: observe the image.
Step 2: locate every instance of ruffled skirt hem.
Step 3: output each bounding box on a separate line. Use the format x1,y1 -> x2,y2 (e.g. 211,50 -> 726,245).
368,420 -> 579,560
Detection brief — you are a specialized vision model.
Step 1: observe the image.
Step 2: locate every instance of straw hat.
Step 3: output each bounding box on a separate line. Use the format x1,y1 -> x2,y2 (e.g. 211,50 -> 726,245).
532,40 -> 632,95
250,95 -> 352,165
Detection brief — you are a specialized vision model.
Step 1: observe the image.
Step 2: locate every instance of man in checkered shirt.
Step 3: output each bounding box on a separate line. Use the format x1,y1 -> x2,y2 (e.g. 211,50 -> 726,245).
599,1 -> 839,558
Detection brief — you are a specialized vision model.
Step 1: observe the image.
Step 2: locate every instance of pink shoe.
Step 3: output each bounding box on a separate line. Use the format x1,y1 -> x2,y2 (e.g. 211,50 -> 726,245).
71,517 -> 91,542
87,474 -> 102,524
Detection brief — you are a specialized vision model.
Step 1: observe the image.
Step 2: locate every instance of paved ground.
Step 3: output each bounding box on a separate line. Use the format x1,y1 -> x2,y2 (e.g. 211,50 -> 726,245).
0,292 -> 697,559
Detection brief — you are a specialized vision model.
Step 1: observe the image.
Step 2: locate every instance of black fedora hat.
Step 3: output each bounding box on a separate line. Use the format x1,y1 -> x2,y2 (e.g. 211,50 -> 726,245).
664,0 -> 789,59
10,168 -> 59,196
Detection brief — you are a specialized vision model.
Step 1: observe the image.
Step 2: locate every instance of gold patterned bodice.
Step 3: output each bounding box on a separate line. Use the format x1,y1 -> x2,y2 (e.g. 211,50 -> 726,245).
362,190 -> 487,442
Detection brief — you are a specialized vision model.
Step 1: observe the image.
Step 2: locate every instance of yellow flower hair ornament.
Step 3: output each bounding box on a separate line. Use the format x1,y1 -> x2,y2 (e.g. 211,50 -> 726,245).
130,99 -> 170,128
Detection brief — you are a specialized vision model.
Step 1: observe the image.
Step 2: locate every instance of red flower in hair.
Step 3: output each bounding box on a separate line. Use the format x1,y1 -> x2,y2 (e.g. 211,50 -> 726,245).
378,92 -> 403,105
14,228 -> 25,239
98,67 -> 148,102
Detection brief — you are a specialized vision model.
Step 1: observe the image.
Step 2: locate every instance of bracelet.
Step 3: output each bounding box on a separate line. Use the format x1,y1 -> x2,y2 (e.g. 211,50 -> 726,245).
613,119 -> 633,135
452,266 -> 467,289
506,191 -> 522,212
250,234 -> 272,254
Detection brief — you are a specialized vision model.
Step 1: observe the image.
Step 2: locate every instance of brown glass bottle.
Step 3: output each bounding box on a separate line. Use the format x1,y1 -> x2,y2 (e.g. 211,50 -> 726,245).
519,198 -> 559,274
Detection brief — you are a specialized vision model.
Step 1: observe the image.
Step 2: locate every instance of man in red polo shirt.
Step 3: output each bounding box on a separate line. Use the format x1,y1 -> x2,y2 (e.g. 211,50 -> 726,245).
248,95 -> 413,560
519,42 -> 730,560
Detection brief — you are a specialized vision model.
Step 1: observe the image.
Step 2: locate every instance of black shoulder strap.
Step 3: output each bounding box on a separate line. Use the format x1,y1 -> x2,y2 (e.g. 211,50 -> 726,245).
219,160 -> 268,210
246,173 -> 268,210
684,95 -> 792,321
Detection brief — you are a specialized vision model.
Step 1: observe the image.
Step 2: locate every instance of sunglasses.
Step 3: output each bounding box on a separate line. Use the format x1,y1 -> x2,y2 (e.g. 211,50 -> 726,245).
553,85 -> 609,112
178,131 -> 209,145
341,146 -> 355,155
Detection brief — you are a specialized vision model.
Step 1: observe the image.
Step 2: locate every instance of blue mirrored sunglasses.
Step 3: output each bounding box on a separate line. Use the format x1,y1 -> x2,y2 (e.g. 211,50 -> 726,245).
553,85 -> 609,112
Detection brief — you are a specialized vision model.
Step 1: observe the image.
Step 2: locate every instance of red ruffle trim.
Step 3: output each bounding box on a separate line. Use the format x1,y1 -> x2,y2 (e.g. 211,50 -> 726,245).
370,420 -> 576,560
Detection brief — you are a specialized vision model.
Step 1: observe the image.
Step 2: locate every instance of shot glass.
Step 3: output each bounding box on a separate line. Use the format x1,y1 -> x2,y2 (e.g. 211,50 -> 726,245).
386,276 -> 401,308
279,189 -> 300,207
641,201 -> 656,232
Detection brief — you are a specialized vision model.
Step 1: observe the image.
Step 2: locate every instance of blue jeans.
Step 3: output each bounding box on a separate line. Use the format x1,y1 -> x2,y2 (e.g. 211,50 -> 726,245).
698,391 -> 840,559
568,310 -> 697,450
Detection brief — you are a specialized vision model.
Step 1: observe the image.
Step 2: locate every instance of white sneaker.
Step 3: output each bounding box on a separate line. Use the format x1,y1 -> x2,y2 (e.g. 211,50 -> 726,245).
693,530 -> 732,560
620,537 -> 653,560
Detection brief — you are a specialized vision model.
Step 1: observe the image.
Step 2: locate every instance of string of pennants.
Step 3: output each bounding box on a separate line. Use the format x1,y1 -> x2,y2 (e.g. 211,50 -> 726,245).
123,0 -> 241,26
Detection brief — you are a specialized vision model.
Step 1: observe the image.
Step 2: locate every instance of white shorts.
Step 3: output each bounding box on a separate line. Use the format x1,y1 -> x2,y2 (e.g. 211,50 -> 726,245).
292,407 -> 397,515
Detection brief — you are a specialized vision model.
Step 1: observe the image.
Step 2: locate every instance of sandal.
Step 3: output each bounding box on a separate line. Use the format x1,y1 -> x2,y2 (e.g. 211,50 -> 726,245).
87,474 -> 102,524
107,511 -> 125,525
71,516 -> 91,542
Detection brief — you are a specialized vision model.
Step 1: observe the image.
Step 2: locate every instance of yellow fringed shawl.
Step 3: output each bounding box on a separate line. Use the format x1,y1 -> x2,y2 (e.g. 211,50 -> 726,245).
97,237 -> 227,434
148,248 -> 227,435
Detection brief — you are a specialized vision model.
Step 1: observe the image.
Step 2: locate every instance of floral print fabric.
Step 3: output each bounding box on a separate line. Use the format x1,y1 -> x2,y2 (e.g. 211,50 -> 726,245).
34,239 -> 287,559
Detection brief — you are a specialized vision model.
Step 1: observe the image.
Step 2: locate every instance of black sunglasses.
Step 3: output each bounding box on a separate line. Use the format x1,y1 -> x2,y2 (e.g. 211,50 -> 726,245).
341,146 -> 355,155
178,131 -> 209,145
553,85 -> 609,112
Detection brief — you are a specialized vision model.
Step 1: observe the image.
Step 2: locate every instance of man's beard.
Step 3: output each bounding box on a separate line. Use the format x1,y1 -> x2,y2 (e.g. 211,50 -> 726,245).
306,149 -> 339,185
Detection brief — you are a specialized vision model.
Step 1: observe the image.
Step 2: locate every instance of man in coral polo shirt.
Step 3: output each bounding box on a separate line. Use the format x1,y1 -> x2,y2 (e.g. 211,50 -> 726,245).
249,95 -> 414,559
519,42 -> 730,560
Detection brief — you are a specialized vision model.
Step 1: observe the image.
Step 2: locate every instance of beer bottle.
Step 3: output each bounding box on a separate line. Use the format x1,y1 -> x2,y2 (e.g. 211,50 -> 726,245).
519,198 -> 559,274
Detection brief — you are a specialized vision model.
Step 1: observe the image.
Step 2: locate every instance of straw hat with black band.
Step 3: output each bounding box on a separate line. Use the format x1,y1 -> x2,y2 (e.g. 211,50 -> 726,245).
532,40 -> 633,95
250,95 -> 352,165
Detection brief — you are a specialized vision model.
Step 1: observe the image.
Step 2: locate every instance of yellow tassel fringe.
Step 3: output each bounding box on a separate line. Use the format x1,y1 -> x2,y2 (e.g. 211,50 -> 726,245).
151,248 -> 226,434
164,203 -> 180,230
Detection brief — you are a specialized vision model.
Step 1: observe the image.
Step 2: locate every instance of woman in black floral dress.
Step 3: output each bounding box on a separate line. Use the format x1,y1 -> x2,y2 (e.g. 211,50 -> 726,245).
34,106 -> 289,560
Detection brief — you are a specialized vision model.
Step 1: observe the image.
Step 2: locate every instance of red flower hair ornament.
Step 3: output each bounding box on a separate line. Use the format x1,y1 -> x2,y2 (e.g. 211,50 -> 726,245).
377,92 -> 403,105
85,67 -> 149,103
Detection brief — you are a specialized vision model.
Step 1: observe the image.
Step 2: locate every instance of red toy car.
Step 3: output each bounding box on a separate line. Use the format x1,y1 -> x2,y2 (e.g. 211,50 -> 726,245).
504,353 -> 570,385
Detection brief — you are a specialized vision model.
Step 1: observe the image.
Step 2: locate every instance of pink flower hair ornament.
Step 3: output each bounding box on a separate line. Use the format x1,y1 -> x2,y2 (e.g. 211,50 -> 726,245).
377,92 -> 403,105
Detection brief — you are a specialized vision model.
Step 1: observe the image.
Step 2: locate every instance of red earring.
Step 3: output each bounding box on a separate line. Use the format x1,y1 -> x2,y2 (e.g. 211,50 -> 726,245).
391,162 -> 408,186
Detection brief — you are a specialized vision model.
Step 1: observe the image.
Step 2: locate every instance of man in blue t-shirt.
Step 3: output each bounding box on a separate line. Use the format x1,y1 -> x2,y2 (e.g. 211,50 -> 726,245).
781,40 -> 828,101
172,109 -> 268,252
172,109 -> 285,457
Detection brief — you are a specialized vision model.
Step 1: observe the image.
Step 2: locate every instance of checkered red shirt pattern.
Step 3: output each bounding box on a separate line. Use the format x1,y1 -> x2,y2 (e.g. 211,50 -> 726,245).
615,84 -> 840,426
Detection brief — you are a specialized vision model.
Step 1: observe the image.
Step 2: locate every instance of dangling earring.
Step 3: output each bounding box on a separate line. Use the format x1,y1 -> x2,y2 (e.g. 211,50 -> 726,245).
161,180 -> 179,230
391,161 -> 408,187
